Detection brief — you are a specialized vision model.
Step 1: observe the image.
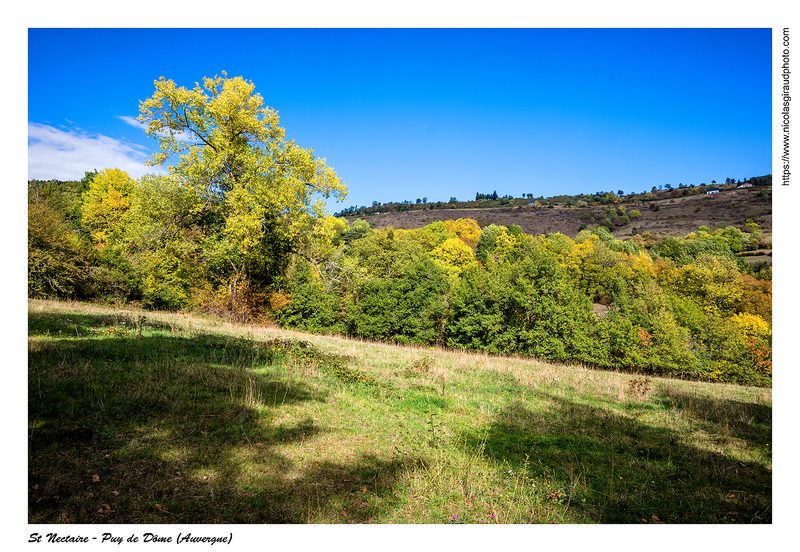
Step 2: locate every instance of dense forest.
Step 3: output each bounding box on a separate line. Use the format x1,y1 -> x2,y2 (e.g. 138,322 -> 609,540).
28,74 -> 772,388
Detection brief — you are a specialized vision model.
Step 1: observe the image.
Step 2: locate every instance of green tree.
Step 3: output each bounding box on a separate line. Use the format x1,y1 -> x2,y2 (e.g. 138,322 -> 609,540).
713,226 -> 746,254
347,258 -> 449,345
475,223 -> 507,262
121,173 -> 210,309
744,220 -> 762,250
341,219 -> 373,245
620,281 -> 700,376
446,242 -> 596,360
276,257 -> 344,334
344,227 -> 424,283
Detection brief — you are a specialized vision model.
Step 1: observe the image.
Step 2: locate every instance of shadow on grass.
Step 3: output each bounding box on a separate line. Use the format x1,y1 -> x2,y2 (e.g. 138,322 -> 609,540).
464,390 -> 771,524
653,385 -> 771,451
28,310 -> 409,524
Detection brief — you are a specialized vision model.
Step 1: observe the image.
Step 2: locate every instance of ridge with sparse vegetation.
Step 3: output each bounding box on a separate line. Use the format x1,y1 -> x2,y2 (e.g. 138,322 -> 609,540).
337,177 -> 772,243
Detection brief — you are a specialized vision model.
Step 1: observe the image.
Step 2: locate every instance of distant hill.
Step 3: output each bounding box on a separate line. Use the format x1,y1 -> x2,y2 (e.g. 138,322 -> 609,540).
343,185 -> 772,241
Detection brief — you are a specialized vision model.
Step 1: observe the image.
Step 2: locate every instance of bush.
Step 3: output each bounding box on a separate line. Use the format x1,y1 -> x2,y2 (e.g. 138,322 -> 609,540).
347,258 -> 449,344
274,258 -> 344,333
28,198 -> 93,299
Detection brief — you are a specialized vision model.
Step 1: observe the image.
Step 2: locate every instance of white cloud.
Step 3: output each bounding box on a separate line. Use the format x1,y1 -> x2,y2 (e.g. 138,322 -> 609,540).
118,114 -> 197,143
28,122 -> 165,180
118,115 -> 144,130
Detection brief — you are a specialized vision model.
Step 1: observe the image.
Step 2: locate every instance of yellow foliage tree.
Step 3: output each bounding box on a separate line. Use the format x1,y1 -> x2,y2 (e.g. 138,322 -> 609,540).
430,237 -> 478,282
660,254 -> 743,315
412,221 -> 453,252
737,273 -> 772,324
442,218 -> 481,246
614,251 -> 656,289
730,312 -> 771,341
303,215 -> 348,286
730,312 -> 772,377
80,168 -> 134,247
492,230 -> 519,262
137,72 -> 347,292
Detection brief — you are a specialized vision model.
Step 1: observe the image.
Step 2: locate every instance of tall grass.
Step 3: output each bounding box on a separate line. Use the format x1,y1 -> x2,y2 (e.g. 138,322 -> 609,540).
28,299 -> 771,524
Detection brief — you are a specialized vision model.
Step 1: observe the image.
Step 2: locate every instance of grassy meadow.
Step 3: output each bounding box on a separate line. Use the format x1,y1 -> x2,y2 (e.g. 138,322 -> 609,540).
28,299 -> 771,524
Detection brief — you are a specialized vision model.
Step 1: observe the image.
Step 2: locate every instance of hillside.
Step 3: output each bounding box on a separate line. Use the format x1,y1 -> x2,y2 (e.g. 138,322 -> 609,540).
28,299 -> 772,524
344,185 -> 772,241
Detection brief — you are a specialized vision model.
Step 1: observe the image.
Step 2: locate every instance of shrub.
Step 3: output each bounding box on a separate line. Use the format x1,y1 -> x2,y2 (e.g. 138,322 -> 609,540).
347,258 -> 449,345
274,258 -> 344,333
28,198 -> 93,299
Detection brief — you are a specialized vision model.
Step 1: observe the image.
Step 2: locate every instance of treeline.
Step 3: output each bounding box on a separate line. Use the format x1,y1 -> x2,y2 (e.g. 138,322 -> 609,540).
29,171 -> 771,386
275,218 -> 771,387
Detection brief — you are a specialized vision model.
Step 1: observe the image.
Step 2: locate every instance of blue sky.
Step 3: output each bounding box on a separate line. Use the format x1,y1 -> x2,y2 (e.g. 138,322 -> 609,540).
28,28 -> 772,212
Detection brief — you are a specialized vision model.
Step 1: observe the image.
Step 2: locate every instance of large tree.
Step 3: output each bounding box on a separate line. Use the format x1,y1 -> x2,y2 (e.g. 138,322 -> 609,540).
137,72 -> 347,294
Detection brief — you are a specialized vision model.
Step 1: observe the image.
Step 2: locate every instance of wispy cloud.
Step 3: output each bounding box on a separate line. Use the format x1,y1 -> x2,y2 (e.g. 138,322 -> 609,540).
119,114 -> 197,143
118,115 -> 145,130
28,122 -> 165,180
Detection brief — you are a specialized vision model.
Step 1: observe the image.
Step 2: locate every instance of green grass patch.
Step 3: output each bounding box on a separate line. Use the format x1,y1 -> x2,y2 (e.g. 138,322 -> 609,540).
28,299 -> 771,524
